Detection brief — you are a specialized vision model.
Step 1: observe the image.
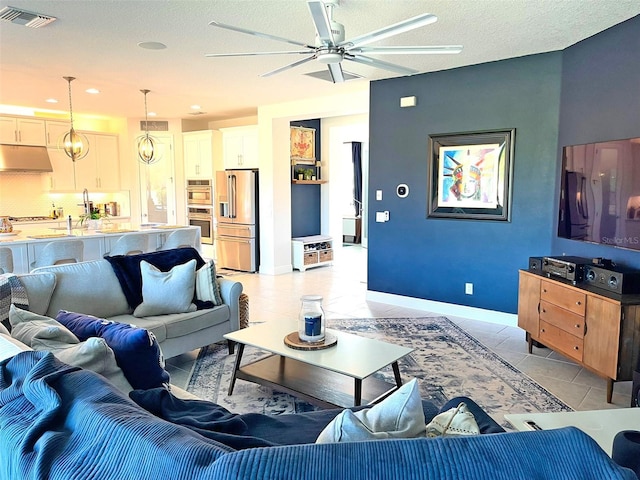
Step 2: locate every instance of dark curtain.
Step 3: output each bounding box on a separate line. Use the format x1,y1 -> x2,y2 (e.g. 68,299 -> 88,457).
352,142 -> 362,217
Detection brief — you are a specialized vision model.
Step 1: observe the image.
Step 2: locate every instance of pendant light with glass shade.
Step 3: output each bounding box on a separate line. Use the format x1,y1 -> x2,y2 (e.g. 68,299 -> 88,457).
137,89 -> 162,165
61,76 -> 89,162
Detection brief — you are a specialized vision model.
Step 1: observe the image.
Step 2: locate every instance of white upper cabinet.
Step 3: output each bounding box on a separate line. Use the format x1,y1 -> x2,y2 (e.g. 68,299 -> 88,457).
45,121 -> 71,148
222,125 -> 258,169
0,116 -> 46,146
74,133 -> 120,190
183,130 -> 214,179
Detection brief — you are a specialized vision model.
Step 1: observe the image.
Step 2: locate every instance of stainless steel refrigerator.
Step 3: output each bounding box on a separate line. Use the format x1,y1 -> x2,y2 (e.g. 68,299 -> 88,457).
215,169 -> 259,272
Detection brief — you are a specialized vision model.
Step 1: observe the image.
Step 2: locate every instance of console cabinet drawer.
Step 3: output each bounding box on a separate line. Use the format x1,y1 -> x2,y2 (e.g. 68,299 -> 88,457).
540,280 -> 586,316
539,300 -> 585,338
539,320 -> 583,362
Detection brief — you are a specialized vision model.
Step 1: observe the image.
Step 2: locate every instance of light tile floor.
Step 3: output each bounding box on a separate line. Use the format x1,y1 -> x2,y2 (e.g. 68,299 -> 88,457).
167,245 -> 632,411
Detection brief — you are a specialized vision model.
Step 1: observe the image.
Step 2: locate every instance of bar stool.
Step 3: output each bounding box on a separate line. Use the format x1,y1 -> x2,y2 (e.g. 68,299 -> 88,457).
105,232 -> 150,256
0,247 -> 13,274
158,228 -> 199,251
30,240 -> 84,270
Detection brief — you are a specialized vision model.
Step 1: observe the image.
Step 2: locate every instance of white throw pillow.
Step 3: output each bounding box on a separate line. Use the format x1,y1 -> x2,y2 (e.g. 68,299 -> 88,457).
195,259 -> 223,306
9,305 -> 79,347
133,260 -> 197,317
316,378 -> 426,443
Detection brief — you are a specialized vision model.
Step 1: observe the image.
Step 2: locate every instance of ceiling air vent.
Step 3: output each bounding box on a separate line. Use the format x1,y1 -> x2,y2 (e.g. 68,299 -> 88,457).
140,120 -> 169,132
0,6 -> 56,28
304,70 -> 362,82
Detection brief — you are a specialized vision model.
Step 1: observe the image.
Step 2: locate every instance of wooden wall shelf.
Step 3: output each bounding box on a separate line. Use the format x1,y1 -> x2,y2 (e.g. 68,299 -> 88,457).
291,179 -> 327,185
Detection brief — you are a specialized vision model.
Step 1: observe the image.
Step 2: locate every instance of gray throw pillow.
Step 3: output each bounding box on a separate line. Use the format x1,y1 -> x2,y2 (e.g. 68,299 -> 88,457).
9,305 -> 79,347
195,259 -> 223,306
133,260 -> 197,317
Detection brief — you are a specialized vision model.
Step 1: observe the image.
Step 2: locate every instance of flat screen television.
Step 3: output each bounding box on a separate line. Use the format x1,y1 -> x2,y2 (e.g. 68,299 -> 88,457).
558,136 -> 640,251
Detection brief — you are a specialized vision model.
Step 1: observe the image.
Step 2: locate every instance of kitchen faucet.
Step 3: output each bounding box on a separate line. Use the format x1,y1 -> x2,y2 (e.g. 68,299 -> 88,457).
83,188 -> 90,215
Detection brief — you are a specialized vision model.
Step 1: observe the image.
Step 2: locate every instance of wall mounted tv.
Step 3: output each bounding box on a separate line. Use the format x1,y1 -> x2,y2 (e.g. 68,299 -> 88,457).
558,136 -> 640,251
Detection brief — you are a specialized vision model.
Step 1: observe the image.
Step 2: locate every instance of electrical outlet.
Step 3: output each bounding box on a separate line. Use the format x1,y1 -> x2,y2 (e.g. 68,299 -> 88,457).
465,283 -> 473,295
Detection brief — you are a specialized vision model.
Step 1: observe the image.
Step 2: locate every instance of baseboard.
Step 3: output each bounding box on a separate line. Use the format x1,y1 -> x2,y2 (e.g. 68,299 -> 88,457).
366,290 -> 518,327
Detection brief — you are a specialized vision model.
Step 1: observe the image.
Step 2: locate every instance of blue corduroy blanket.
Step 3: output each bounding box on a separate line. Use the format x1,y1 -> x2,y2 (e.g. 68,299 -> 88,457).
0,351 -> 635,480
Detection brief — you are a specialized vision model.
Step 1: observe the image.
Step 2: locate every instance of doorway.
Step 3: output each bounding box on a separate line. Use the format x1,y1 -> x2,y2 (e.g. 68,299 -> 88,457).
138,133 -> 176,225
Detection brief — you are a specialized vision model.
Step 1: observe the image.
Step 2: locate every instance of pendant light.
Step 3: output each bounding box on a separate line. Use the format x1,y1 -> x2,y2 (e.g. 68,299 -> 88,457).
137,89 -> 161,165
62,76 -> 89,162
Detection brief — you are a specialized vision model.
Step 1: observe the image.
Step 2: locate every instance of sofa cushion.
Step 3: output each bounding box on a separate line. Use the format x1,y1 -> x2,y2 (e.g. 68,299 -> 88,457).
316,378 -> 426,443
9,305 -> 79,347
132,260 -> 197,317
0,333 -> 31,362
195,260 -> 223,306
16,272 -> 57,316
56,310 -> 170,390
104,248 -> 206,310
32,260 -> 130,319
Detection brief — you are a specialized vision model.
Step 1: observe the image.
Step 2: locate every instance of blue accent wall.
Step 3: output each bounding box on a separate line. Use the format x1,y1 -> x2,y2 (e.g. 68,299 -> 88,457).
552,16 -> 640,266
367,15 -> 639,314
291,119 -> 321,238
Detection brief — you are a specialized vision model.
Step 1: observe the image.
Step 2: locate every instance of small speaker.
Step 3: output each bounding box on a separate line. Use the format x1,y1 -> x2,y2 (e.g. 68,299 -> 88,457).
528,257 -> 543,272
583,264 -> 640,294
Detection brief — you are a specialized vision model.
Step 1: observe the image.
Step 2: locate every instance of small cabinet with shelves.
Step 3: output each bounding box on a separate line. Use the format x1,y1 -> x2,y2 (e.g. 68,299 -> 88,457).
183,130 -> 215,179
292,235 -> 333,271
0,116 -> 46,146
73,133 -> 120,190
518,270 -> 640,403
222,125 -> 259,169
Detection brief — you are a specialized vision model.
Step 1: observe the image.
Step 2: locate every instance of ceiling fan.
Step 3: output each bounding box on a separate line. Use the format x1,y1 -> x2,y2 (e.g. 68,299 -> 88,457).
205,0 -> 462,83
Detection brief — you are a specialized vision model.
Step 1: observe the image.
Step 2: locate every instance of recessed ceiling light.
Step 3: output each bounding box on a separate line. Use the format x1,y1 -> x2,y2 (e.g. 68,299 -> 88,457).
86,88 -> 100,94
190,105 -> 201,110
45,98 -> 58,103
138,41 -> 167,50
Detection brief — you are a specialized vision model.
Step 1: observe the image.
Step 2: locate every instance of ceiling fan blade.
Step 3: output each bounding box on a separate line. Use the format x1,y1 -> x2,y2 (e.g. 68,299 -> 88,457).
307,1 -> 335,46
206,50 -> 312,58
349,45 -> 463,55
345,54 -> 418,75
340,14 -> 438,49
327,63 -> 345,83
261,55 -> 317,78
209,20 -> 313,49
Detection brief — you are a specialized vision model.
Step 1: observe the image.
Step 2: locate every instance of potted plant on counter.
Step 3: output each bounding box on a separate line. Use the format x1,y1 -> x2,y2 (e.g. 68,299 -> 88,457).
80,208 -> 108,230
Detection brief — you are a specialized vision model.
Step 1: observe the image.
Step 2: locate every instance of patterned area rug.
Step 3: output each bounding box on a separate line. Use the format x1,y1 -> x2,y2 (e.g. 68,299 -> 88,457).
186,317 -> 572,428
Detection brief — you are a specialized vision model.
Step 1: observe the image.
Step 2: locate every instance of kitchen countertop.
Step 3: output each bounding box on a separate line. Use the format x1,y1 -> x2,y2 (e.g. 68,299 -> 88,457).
0,222 -> 193,244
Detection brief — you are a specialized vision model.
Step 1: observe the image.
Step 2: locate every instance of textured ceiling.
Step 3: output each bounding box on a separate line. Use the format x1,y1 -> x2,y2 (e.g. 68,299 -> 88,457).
0,0 -> 638,121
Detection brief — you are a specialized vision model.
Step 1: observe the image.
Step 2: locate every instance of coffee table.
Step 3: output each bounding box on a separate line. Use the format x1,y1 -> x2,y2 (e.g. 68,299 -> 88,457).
224,321 -> 414,409
505,408 -> 640,455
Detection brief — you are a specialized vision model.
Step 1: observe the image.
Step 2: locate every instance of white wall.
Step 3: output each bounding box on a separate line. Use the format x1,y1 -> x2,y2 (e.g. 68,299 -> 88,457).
256,87 -> 369,275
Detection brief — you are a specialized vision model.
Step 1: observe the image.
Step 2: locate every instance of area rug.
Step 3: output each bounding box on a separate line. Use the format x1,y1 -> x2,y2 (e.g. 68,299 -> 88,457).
186,316 -> 572,428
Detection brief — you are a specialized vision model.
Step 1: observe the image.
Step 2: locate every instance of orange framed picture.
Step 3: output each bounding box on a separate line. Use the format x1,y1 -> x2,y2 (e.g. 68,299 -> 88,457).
290,126 -> 316,164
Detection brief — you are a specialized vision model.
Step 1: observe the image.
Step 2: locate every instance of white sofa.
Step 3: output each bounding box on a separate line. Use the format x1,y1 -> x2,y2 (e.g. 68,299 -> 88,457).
18,257 -> 242,359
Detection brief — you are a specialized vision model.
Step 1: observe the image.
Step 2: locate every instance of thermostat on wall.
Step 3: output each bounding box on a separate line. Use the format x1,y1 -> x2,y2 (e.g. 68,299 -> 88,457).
397,184 -> 409,198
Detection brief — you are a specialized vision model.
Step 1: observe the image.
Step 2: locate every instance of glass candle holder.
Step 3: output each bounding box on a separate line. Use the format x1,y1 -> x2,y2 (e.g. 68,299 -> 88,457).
298,294 -> 325,342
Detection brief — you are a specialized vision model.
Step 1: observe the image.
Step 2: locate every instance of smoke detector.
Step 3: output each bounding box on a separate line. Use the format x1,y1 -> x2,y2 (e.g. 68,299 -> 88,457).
0,6 -> 56,28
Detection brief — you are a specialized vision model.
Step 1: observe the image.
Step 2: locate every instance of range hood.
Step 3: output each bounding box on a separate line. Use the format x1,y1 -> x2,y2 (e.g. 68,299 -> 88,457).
0,144 -> 53,172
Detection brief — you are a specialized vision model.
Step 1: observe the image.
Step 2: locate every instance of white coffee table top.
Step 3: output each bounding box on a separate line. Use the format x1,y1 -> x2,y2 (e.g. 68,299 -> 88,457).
505,408 -> 640,455
224,321 -> 413,380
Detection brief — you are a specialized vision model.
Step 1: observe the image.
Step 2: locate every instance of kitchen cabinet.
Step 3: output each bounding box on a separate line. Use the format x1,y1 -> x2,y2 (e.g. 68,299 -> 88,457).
183,130 -> 214,179
46,148 -> 76,190
45,121 -> 71,148
0,116 -> 46,146
292,235 -> 333,271
222,125 -> 259,169
73,133 -> 120,190
518,270 -> 640,403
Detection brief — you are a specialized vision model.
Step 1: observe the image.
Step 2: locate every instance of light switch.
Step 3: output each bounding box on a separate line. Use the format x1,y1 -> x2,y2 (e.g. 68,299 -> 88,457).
376,190 -> 383,201
376,211 -> 386,222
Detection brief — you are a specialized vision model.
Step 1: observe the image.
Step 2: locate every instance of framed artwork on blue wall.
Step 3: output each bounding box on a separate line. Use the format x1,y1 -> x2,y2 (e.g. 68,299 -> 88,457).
427,129 -> 515,221
290,126 -> 316,164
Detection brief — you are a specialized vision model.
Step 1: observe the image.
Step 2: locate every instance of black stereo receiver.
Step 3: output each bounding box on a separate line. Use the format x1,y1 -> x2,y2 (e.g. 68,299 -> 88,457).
541,256 -> 592,284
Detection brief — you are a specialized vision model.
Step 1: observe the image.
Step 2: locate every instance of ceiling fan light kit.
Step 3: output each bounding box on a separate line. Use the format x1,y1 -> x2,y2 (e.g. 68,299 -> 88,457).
206,0 -> 462,83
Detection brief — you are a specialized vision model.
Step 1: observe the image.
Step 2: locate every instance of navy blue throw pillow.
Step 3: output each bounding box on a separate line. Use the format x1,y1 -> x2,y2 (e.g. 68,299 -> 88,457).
56,310 -> 170,390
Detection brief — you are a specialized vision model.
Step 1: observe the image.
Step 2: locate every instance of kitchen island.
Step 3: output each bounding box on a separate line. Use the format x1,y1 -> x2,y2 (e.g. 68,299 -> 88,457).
0,223 -> 201,274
